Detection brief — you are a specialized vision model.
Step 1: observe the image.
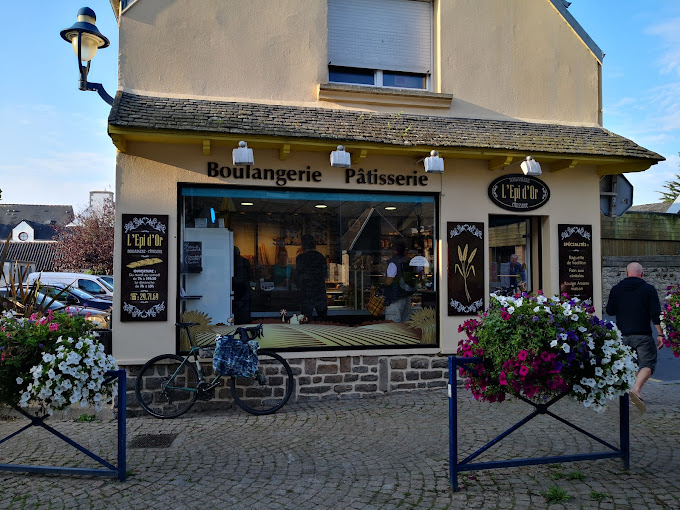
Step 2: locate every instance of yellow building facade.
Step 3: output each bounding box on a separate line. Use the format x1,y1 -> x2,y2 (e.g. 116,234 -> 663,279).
106,0 -> 662,400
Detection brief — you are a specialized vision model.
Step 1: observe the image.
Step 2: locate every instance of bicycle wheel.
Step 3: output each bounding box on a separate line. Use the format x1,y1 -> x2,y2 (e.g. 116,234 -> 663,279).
135,354 -> 199,418
230,350 -> 293,415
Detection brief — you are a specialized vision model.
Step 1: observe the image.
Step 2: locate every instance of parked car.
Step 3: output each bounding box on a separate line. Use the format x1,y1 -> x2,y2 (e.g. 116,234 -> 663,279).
37,283 -> 113,311
26,272 -> 113,300
99,275 -> 114,289
0,288 -> 110,329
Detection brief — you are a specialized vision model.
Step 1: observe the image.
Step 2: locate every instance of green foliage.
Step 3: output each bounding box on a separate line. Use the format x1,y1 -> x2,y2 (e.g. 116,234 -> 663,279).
544,486 -> 571,503
590,491 -> 608,501
567,471 -> 586,481
658,159 -> 680,202
549,471 -> 565,480
76,413 -> 96,422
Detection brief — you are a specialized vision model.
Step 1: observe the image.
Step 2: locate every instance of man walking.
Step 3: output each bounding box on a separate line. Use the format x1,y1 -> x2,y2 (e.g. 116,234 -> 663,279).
606,262 -> 664,414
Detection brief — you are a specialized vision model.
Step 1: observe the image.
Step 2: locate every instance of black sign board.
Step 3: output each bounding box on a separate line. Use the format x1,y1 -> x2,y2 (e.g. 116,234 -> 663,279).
121,214 -> 169,322
448,222 -> 485,315
182,242 -> 202,273
558,224 -> 593,302
488,175 -> 550,211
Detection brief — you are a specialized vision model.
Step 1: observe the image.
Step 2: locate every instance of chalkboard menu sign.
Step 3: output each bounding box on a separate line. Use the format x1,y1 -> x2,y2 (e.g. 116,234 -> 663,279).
558,224 -> 593,302
488,175 -> 550,211
448,222 -> 485,315
121,214 -> 169,322
182,242 -> 202,273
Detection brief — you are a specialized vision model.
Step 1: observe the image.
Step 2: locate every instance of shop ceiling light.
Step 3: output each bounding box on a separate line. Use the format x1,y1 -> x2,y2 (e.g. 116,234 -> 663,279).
424,150 -> 444,173
240,202 -> 254,206
60,7 -> 113,105
520,156 -> 542,176
409,255 -> 430,268
385,206 -> 397,211
233,141 -> 254,166
330,145 -> 352,168
315,204 -> 328,209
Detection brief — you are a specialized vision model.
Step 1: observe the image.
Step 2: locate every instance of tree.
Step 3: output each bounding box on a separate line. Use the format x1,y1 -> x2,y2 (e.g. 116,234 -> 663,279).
52,200 -> 114,275
658,152 -> 680,203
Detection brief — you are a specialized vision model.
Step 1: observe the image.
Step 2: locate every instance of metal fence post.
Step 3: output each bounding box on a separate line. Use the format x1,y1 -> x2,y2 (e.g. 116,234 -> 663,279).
620,394 -> 630,470
448,356 -> 459,491
116,369 -> 127,481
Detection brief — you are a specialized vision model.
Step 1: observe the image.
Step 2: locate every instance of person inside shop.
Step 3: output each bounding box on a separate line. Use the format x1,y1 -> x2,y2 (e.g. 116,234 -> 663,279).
505,254 -> 527,295
295,233 -> 328,321
232,246 -> 253,324
383,239 -> 415,323
270,248 -> 293,289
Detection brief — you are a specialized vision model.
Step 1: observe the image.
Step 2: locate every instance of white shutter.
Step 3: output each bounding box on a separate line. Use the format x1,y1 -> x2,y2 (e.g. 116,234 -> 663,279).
328,0 -> 432,74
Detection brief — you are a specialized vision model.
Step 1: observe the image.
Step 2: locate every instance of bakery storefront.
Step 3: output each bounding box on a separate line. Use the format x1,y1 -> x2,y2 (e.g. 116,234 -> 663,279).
110,93 -> 663,402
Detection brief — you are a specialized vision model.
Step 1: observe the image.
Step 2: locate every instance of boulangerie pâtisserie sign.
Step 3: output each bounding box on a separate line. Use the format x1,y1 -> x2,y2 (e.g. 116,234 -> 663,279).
121,214 -> 168,322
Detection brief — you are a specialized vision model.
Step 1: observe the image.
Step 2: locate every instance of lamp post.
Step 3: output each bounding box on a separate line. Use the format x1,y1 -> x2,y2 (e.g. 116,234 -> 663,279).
60,7 -> 113,105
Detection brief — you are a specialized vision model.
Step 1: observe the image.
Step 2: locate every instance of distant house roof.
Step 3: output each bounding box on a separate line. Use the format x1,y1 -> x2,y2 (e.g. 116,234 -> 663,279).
628,203 -> 672,213
0,205 -> 73,227
4,242 -> 57,272
109,92 -> 664,162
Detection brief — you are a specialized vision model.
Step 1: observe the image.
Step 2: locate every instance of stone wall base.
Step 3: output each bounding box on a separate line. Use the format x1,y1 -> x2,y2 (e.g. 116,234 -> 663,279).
124,353 -> 449,413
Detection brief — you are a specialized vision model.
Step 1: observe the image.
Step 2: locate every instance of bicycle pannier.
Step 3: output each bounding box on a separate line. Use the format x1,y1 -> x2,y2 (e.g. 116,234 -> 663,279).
213,333 -> 259,377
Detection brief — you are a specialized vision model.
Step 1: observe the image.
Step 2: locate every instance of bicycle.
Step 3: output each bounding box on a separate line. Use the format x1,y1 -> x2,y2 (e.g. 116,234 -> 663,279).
135,322 -> 294,418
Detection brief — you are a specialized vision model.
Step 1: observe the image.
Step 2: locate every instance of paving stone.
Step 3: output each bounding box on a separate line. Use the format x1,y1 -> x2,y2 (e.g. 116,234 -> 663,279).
0,381 -> 677,510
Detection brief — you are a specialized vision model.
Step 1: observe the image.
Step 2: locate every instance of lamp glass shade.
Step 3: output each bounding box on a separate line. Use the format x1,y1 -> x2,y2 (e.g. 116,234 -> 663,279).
72,33 -> 100,61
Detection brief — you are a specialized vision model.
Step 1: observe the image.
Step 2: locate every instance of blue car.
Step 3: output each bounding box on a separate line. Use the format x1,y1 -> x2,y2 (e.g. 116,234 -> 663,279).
39,284 -> 113,311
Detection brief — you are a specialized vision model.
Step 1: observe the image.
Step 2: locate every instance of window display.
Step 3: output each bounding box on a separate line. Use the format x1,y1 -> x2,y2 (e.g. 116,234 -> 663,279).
179,186 -> 438,351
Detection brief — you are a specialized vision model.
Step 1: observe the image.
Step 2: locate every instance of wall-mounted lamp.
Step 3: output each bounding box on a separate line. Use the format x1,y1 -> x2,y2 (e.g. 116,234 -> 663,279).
330,145 -> 351,168
233,141 -> 254,166
424,150 -> 444,173
60,7 -> 113,105
520,156 -> 542,176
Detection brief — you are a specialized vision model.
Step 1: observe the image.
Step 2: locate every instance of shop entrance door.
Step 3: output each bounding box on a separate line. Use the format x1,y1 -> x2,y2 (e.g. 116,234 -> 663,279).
489,216 -> 541,295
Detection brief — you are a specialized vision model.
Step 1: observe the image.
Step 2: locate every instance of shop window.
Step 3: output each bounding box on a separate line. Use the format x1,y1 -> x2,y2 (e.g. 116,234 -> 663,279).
327,0 -> 431,91
179,186 -> 438,351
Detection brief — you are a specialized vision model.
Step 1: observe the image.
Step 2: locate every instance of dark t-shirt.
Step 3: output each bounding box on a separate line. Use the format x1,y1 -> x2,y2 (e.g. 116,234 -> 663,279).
295,250 -> 327,297
606,277 -> 661,336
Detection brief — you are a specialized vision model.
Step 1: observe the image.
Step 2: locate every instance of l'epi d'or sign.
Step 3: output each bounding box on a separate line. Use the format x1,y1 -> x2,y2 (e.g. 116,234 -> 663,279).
488,175 -> 550,211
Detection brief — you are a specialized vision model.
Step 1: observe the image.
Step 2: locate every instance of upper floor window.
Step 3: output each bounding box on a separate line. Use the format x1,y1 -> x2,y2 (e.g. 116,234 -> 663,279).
327,0 -> 432,91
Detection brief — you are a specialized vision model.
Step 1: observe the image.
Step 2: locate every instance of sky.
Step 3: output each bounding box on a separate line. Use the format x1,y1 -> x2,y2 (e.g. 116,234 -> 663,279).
0,1 -> 678,211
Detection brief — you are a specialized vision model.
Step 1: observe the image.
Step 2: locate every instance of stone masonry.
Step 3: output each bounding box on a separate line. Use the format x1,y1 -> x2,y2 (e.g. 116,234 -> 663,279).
602,255 -> 680,313
125,353 -> 449,412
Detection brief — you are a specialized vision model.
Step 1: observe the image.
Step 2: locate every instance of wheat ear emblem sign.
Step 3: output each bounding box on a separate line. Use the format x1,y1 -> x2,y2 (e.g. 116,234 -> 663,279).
454,244 -> 477,302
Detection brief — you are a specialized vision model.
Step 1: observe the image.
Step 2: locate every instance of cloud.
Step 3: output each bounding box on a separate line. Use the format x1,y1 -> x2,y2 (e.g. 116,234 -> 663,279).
646,17 -> 680,76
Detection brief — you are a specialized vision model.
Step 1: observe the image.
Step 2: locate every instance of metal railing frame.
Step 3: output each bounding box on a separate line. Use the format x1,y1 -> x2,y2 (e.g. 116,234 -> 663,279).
0,369 -> 127,482
448,357 -> 629,491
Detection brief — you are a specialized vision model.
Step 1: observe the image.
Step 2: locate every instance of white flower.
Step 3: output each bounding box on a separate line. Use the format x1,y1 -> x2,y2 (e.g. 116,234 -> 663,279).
594,367 -> 604,377
42,353 -> 55,363
507,306 -> 515,315
562,343 -> 571,353
550,339 -> 558,347
16,377 -> 23,385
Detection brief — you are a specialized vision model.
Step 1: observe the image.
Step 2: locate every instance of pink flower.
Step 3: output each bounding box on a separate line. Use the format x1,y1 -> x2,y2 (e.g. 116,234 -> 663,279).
519,366 -> 529,377
499,371 -> 508,386
517,350 -> 528,361
49,323 -> 59,332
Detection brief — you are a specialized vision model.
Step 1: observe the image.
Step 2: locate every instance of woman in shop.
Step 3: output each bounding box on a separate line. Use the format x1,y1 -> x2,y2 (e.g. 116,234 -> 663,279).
270,249 -> 293,289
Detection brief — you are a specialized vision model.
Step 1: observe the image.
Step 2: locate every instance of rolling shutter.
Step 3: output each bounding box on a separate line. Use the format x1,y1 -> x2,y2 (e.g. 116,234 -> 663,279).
328,0 -> 432,74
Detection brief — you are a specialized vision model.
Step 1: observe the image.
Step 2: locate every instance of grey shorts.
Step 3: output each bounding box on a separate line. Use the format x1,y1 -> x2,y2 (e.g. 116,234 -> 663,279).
622,335 -> 657,374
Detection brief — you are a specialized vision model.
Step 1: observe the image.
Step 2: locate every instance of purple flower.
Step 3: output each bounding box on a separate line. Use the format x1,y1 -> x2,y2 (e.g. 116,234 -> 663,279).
532,316 -> 539,322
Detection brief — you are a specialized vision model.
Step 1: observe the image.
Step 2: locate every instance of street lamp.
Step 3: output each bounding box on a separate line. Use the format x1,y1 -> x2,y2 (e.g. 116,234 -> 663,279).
60,7 -> 113,105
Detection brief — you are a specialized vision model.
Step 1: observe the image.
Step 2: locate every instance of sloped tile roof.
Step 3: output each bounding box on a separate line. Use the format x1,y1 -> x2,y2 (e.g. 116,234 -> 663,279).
5,242 -> 57,272
628,203 -> 671,213
109,92 -> 664,161
0,205 -> 73,227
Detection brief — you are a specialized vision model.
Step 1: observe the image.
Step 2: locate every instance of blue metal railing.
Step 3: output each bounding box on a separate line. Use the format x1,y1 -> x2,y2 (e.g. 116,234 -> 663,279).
0,369 -> 127,481
449,357 -> 629,491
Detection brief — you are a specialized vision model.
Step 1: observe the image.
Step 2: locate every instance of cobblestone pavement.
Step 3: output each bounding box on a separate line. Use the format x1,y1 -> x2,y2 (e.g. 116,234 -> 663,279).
1,380 -> 679,510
